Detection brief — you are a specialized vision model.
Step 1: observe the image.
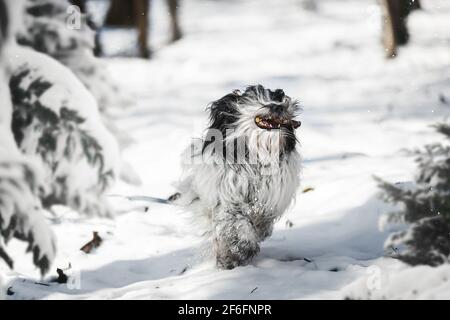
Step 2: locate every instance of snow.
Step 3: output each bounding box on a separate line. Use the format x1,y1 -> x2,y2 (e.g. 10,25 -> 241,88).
2,0 -> 450,299
343,260 -> 450,299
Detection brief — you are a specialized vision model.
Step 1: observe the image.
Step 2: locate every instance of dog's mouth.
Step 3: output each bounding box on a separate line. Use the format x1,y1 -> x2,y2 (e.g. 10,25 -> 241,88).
255,115 -> 301,130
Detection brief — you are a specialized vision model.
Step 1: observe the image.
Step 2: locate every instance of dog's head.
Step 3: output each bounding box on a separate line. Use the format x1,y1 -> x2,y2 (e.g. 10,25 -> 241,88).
203,85 -> 301,162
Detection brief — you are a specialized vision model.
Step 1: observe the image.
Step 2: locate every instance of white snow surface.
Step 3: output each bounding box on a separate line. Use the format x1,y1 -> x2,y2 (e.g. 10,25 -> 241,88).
2,0 -> 450,299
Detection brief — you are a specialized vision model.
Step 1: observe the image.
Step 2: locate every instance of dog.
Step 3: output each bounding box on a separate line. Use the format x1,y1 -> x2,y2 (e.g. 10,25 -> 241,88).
169,85 -> 302,269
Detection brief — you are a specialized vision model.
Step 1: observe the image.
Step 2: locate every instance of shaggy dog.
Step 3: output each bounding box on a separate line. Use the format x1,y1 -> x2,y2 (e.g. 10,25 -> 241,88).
170,85 -> 302,269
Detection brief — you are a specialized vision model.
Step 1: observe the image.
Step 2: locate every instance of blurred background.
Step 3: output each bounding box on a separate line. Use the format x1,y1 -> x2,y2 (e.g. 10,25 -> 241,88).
1,0 -> 450,299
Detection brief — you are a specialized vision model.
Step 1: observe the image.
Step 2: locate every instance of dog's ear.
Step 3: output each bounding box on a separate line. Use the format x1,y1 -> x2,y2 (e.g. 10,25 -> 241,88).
207,92 -> 240,131
203,91 -> 240,153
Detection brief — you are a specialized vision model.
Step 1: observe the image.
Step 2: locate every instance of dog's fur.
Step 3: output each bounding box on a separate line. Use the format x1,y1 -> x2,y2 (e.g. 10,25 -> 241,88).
170,85 -> 302,269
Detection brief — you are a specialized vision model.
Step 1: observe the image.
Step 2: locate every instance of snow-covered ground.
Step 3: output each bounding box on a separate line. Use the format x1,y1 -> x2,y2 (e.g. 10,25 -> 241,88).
2,0 -> 450,299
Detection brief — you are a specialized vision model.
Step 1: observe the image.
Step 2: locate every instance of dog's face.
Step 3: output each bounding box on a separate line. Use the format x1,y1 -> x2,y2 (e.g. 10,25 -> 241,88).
244,86 -> 301,132
204,85 -> 301,159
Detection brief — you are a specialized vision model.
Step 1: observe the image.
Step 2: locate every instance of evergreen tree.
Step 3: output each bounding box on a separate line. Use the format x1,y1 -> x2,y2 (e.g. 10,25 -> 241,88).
17,0 -> 141,184
9,45 -> 120,216
378,123 -> 450,266
17,0 -> 131,115
0,0 -> 55,275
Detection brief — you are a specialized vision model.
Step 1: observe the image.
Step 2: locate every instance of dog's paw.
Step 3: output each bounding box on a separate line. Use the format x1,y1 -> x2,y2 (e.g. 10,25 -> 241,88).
216,239 -> 260,270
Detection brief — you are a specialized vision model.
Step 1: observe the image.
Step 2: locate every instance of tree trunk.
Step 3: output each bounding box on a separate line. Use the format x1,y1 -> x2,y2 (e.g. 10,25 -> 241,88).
168,0 -> 182,42
105,0 -> 137,27
381,0 -> 421,58
134,0 -> 151,58
104,0 -> 182,58
104,0 -> 150,58
0,0 -> 8,42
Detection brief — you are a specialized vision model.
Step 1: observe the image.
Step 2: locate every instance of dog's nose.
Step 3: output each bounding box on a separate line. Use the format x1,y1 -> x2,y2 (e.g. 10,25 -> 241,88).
269,104 -> 284,114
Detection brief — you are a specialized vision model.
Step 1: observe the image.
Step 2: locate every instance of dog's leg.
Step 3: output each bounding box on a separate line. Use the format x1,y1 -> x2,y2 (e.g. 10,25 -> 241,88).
254,220 -> 275,242
213,208 -> 260,269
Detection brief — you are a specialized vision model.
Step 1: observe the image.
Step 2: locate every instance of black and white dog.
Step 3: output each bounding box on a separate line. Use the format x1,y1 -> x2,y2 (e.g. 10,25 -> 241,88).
170,85 -> 302,269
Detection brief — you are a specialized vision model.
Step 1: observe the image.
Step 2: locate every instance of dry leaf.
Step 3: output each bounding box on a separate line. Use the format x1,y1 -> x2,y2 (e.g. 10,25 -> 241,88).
55,268 -> 68,284
80,231 -> 103,254
302,187 -> 315,193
